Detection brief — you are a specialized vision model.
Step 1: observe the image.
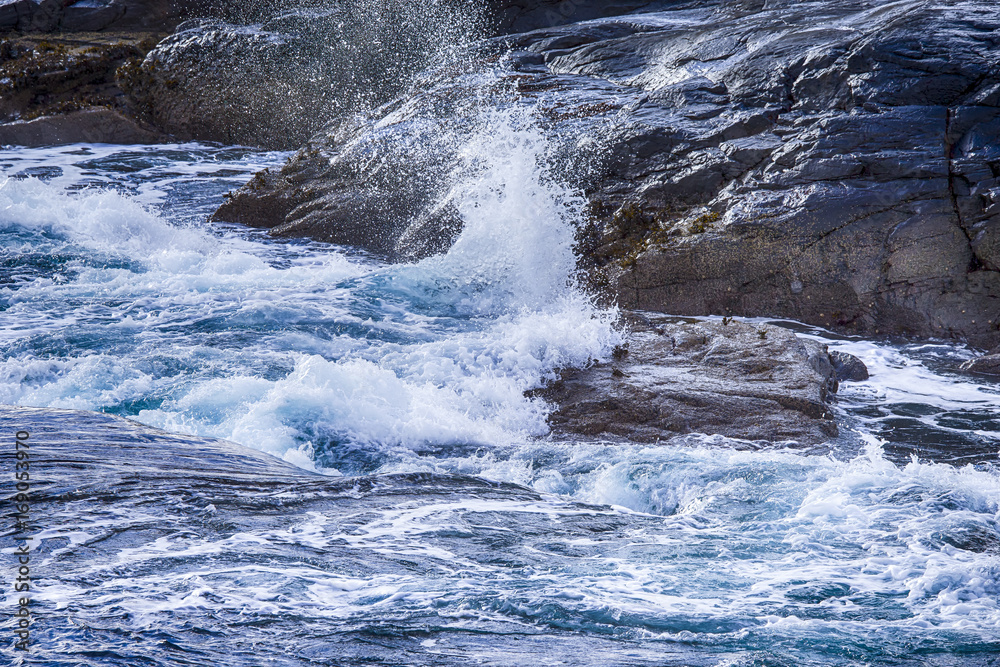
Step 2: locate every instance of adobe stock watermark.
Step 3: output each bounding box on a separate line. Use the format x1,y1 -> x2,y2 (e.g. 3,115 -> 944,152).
10,430 -> 33,652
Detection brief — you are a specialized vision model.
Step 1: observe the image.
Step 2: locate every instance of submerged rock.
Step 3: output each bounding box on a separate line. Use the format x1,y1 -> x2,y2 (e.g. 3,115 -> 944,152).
538,316 -> 840,445
215,0 -> 1000,346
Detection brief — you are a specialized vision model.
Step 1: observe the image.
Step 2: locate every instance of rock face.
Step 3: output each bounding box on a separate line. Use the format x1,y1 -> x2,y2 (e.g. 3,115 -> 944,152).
114,1 -> 674,150
488,0 -> 673,34
0,106 -> 163,145
538,316 -> 839,444
0,0 -> 657,36
215,0 -> 1000,347
118,2 -> 490,149
117,21 -> 316,149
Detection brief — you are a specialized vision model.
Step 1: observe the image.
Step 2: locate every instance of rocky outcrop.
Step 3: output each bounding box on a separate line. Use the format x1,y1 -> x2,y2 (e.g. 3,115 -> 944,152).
0,33 -> 171,144
113,1 -> 676,150
960,347 -> 1000,377
488,0 -> 674,34
116,21 -> 316,149
215,0 -> 1000,347
830,350 -> 869,382
0,106 -> 163,144
1,0 -> 663,36
117,1 -> 491,149
538,316 -> 840,444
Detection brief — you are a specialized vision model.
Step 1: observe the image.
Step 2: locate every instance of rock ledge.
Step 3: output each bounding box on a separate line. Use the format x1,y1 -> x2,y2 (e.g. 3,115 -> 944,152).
539,317 -> 840,444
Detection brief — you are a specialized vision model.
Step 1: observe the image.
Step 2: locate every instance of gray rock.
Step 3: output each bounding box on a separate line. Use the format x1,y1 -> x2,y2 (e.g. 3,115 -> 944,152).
215,0 -> 1000,346
0,0 -> 33,31
0,0 -> 216,34
489,0 -> 676,34
830,350 -> 869,382
211,72 -> 491,253
537,317 -> 839,444
118,22 -> 314,149
60,0 -> 126,32
27,0 -> 64,32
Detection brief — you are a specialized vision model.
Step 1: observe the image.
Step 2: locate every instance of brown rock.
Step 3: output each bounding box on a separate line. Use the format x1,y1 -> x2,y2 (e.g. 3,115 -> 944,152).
538,317 -> 839,445
0,107 -> 166,146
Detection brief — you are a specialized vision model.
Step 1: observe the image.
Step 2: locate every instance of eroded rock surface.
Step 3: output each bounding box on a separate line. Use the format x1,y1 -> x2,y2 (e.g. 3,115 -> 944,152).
215,0 -> 1000,346
538,316 -> 840,444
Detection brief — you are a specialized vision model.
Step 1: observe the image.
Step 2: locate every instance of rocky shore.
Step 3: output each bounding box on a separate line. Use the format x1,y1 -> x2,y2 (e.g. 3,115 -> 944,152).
0,30 -> 167,145
3,0 -> 996,442
209,0 -> 1000,351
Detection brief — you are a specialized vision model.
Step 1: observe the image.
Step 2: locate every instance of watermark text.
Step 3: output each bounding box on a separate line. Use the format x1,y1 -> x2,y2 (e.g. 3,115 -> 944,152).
11,430 -> 32,652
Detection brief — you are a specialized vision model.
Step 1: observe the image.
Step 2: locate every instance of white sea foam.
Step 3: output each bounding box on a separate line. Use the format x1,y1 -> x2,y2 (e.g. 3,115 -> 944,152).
0,116 -> 620,469
21,439 -> 998,647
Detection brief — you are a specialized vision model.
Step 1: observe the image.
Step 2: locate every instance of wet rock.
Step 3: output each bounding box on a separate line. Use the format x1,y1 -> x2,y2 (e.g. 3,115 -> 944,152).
0,33 -> 163,143
117,22 -> 314,149
538,317 -> 839,444
830,351 -> 869,383
0,107 -> 164,145
0,0 -> 214,34
489,0 -> 676,34
118,2 -> 488,149
211,73 -> 489,255
216,0 -> 1000,347
60,1 -> 126,32
959,348 -> 1000,377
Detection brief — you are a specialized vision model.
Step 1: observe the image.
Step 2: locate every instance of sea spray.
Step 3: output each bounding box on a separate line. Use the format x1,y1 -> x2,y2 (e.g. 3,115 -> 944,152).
413,107 -> 587,314
124,0 -> 489,147
0,106 -> 621,471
